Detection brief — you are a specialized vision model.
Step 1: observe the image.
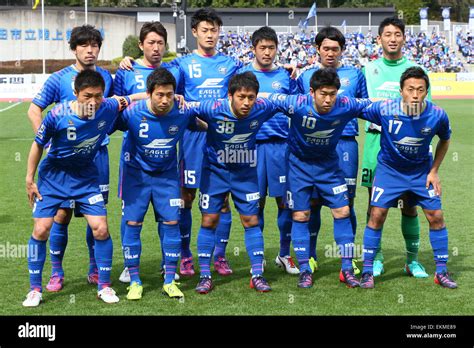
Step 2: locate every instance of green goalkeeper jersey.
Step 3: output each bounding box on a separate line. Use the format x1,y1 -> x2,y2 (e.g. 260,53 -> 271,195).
362,56 -> 431,132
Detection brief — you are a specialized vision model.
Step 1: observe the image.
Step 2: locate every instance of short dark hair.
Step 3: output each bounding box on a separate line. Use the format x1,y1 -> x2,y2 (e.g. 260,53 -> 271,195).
69,25 -> 103,50
378,16 -> 405,36
139,22 -> 167,44
74,69 -> 105,93
228,71 -> 259,95
310,68 -> 341,91
400,66 -> 430,90
191,8 -> 223,30
251,26 -> 278,47
146,67 -> 176,94
315,26 -> 345,49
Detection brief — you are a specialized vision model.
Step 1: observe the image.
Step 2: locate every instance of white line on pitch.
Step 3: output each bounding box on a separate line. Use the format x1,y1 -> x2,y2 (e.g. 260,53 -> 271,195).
0,102 -> 21,113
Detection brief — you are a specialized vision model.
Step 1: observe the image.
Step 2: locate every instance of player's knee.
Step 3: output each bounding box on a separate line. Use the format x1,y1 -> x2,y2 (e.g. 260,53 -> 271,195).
32,224 -> 51,241
425,210 -> 445,229
368,208 -> 387,228
54,208 -> 72,224
92,224 -> 109,240
292,210 -> 310,222
240,214 -> 259,228
201,214 -> 218,229
332,206 -> 350,219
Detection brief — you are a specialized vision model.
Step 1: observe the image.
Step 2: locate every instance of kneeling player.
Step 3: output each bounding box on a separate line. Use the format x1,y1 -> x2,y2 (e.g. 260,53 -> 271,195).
23,70 -> 132,307
192,72 -> 279,294
112,68 -> 200,300
267,68 -> 372,289
359,67 -> 457,289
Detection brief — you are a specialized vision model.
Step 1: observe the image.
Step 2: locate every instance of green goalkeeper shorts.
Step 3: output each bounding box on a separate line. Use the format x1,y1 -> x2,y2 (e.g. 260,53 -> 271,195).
361,131 -> 381,188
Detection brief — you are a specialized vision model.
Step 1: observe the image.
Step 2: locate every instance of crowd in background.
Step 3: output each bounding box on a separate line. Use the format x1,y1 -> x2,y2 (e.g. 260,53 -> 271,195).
217,28 -> 472,73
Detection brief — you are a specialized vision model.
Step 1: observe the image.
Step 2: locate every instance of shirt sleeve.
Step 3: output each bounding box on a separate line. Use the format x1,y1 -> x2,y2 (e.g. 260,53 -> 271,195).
105,72 -> 114,97
359,101 -> 382,125
32,73 -> 60,109
296,75 -> 306,94
437,110 -> 451,140
34,110 -> 56,147
289,74 -> 298,95
113,69 -> 125,96
356,70 -> 369,98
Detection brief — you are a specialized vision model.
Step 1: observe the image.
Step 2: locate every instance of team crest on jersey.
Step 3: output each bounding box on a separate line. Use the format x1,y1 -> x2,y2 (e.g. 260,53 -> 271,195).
272,81 -> 282,90
250,120 -> 259,129
68,120 -> 74,126
141,116 -> 147,123
373,68 -> 379,75
97,120 -> 107,130
169,125 -> 179,135
421,127 -> 432,135
340,78 -> 350,87
217,66 -> 227,75
307,110 -> 313,117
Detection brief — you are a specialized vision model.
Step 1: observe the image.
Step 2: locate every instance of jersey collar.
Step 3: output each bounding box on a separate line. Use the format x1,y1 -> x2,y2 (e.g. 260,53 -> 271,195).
382,56 -> 407,66
251,60 -> 278,72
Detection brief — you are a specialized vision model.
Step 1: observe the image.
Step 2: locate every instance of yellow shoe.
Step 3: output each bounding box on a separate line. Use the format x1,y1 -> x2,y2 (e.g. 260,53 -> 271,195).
162,281 -> 184,299
309,257 -> 319,273
126,282 -> 143,300
352,259 -> 361,275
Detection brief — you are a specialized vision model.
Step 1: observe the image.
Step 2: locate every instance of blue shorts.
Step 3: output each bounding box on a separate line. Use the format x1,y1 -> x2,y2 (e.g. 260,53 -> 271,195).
179,129 -> 206,189
33,160 -> 107,218
336,136 -> 358,199
121,164 -> 181,223
257,140 -> 288,198
371,162 -> 442,210
199,159 -> 260,216
286,152 -> 349,211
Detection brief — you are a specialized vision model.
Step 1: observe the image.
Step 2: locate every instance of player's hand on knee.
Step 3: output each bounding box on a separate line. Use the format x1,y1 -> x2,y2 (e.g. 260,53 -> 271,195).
426,170 -> 441,196
26,180 -> 42,207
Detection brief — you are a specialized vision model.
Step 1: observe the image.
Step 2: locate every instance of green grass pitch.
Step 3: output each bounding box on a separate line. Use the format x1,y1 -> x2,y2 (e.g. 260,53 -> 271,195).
0,99 -> 472,316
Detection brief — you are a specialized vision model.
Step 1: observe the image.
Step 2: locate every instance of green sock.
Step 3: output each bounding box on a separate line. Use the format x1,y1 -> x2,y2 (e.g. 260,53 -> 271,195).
401,214 -> 420,264
367,213 -> 384,262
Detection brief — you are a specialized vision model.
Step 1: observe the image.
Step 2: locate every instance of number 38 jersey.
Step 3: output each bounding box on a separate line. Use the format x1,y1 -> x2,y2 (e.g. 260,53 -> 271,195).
269,94 -> 372,161
192,98 -> 278,168
361,99 -> 451,171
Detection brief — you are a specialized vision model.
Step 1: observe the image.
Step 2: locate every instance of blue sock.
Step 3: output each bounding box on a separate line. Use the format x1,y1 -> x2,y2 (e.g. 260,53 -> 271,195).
349,205 -> 357,237
48,222 -> 68,277
94,236 -> 113,290
362,226 -> 382,274
309,205 -> 321,260
28,236 -> 47,292
277,208 -> 292,257
334,217 -> 355,271
244,226 -> 265,276
157,223 -> 165,269
179,208 -> 192,258
291,220 -> 311,273
123,224 -> 142,285
197,226 -> 215,278
214,211 -> 232,261
162,223 -> 181,284
86,224 -> 97,275
258,208 -> 265,232
429,227 -> 449,273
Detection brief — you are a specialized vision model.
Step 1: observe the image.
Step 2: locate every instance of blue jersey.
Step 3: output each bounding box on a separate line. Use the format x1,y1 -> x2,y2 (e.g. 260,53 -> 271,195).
296,64 -> 368,136
193,98 -> 278,168
238,63 -> 297,141
113,60 -> 180,95
170,52 -> 243,101
35,98 -> 122,168
362,99 -> 451,171
269,94 -> 371,161
113,99 -> 196,173
32,65 -> 114,146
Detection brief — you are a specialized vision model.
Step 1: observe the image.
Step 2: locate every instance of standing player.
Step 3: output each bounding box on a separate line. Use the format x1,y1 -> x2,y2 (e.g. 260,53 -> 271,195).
27,25 -> 114,291
267,68 -> 372,289
361,17 -> 430,278
23,70 -> 132,307
112,68 -> 200,300
170,8 -> 243,277
359,67 -> 456,289
193,72 -> 279,294
296,27 -> 368,274
113,22 -> 181,283
238,26 -> 299,275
